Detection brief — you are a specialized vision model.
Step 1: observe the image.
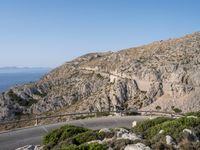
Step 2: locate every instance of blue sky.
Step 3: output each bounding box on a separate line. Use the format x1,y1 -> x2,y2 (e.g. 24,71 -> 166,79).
0,0 -> 199,68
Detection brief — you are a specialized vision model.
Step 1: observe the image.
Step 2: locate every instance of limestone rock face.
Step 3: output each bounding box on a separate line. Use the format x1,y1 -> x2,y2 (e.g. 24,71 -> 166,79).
1,32 -> 200,120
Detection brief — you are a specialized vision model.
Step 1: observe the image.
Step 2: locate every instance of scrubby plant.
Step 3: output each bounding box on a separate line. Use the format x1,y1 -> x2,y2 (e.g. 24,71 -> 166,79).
185,111 -> 200,117
171,106 -> 182,113
132,117 -> 173,133
72,130 -> 103,145
145,117 -> 200,140
43,125 -> 90,146
155,105 -> 161,110
8,90 -> 37,107
96,73 -> 104,79
36,92 -> 47,97
60,143 -> 108,150
173,108 -> 182,113
96,111 -> 110,117
125,107 -> 140,116
131,115 -> 200,149
43,124 -> 113,150
75,114 -> 95,120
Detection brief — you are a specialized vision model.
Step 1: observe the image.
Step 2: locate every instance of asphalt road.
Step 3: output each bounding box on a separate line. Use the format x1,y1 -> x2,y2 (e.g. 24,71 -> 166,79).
0,116 -> 148,150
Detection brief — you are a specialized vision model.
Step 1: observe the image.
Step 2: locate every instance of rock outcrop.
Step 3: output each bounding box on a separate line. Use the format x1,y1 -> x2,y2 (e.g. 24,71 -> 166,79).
1,32 -> 200,120
124,143 -> 152,150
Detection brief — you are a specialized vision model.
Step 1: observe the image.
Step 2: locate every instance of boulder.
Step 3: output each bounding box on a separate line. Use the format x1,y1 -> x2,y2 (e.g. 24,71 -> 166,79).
132,121 -> 137,127
183,129 -> 199,142
102,138 -> 114,143
166,135 -> 176,145
116,128 -> 129,137
124,143 -> 151,150
121,133 -> 141,141
159,130 -> 164,134
99,128 -> 111,133
87,140 -> 102,144
107,147 -> 113,150
183,129 -> 193,134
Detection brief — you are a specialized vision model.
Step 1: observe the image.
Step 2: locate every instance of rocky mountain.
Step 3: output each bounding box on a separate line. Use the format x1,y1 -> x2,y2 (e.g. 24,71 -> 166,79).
1,32 -> 200,121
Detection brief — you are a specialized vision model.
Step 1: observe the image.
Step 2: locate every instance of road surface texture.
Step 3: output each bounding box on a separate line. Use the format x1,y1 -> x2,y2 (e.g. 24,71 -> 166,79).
0,116 -> 149,150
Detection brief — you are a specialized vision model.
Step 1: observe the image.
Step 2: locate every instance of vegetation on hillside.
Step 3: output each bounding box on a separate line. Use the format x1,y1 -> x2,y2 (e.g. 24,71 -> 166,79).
43,125 -> 114,150
42,114 -> 200,150
8,90 -> 37,107
132,114 -> 200,149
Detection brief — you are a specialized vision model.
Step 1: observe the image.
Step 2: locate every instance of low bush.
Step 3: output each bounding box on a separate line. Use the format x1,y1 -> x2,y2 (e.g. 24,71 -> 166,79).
43,124 -> 112,150
125,108 -> 141,116
96,111 -> 110,117
185,111 -> 200,117
171,106 -> 182,113
145,117 -> 200,140
132,116 -> 200,143
132,117 -> 173,133
155,105 -> 161,110
72,130 -> 115,145
43,125 -> 90,145
173,108 -> 182,113
75,114 -> 95,120
8,90 -> 37,107
72,130 -> 103,145
60,143 -> 108,150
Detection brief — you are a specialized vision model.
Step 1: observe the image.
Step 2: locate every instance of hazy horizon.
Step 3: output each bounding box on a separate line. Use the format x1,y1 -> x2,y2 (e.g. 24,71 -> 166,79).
0,0 -> 200,68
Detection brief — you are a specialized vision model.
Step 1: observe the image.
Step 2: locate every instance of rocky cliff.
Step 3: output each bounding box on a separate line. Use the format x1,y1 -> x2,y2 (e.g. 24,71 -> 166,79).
1,32 -> 200,121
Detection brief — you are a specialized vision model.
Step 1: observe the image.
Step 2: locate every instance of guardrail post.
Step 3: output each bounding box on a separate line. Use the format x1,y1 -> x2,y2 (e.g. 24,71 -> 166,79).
59,115 -> 62,122
35,116 -> 38,126
149,111 -> 152,119
95,112 -> 97,117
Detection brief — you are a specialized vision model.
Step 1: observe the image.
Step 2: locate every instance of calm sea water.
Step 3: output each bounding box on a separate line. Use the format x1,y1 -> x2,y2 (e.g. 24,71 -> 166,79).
0,69 -> 50,92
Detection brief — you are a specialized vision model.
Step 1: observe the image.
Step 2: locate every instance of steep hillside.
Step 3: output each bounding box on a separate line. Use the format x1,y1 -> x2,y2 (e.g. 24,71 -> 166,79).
1,32 -> 200,121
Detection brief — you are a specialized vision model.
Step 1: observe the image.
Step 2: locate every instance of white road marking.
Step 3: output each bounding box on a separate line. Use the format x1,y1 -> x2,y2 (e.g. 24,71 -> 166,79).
42,126 -> 49,133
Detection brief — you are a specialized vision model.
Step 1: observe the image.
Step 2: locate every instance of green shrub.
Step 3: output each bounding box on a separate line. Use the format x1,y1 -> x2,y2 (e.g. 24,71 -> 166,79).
60,143 -> 108,150
96,73 -> 104,79
125,108 -> 140,116
72,130 -> 105,145
185,111 -> 200,117
8,90 -> 37,107
173,108 -> 182,113
75,114 -> 95,120
145,117 -> 200,140
155,106 -> 161,110
36,92 -> 47,97
132,117 -> 173,133
132,116 -> 200,141
43,125 -> 90,145
96,112 -> 110,117
171,106 -> 182,113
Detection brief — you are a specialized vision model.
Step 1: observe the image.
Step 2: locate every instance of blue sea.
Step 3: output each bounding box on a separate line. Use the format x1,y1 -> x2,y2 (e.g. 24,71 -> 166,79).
0,68 -> 50,92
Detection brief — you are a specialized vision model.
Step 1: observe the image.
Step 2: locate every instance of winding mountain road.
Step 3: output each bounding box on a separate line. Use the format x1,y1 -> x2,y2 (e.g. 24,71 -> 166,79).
0,116 -> 149,150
